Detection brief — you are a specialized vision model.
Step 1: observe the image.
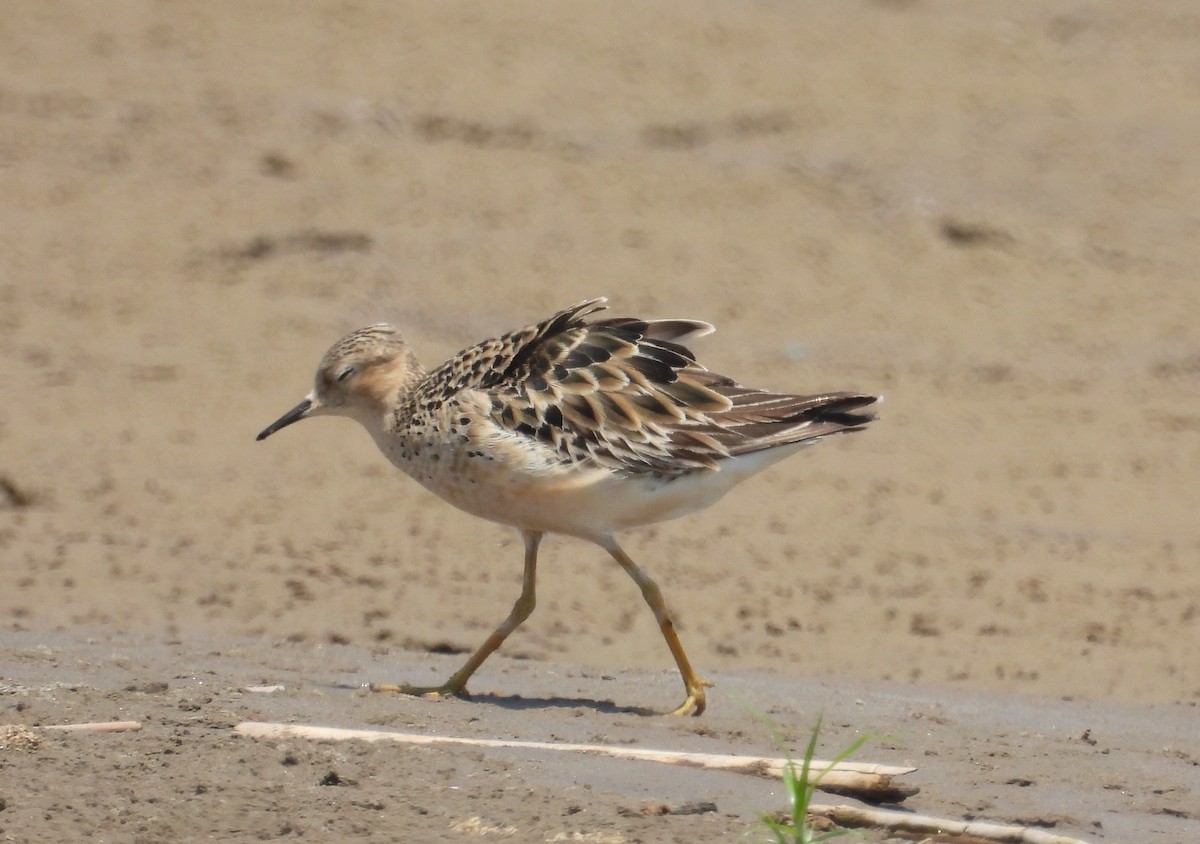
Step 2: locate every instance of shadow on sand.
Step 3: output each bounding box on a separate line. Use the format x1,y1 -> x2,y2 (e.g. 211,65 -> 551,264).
316,682 -> 659,717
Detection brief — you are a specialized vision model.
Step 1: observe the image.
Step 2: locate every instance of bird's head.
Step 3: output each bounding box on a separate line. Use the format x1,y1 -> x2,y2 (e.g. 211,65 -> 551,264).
256,324 -> 421,441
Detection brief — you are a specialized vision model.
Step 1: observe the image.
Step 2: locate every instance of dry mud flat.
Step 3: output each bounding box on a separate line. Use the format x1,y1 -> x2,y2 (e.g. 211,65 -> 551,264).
1,631 -> 1196,843
3,2 -> 1200,842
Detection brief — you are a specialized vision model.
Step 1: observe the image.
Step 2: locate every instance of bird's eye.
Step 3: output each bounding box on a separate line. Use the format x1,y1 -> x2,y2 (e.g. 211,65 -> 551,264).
335,365 -> 355,383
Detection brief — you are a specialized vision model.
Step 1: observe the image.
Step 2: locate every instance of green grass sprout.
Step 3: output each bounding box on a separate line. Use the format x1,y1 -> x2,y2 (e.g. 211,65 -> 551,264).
748,707 -> 871,843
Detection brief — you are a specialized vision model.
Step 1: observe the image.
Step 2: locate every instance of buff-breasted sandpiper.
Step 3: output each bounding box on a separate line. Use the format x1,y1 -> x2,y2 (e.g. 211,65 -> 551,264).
257,298 -> 877,715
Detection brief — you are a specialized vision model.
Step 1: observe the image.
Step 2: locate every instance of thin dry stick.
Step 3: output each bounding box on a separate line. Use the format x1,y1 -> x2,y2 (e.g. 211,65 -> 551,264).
40,721 -> 143,733
808,803 -> 1095,844
233,721 -> 916,802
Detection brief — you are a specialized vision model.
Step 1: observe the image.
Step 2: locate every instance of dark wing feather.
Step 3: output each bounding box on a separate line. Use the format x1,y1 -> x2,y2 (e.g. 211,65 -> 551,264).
418,298 -> 877,475
480,302 -> 876,475
413,298 -> 609,410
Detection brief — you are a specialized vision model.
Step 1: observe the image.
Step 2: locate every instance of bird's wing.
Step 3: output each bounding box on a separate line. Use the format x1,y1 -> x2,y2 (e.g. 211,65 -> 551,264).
416,298 -> 609,404
430,298 -> 876,475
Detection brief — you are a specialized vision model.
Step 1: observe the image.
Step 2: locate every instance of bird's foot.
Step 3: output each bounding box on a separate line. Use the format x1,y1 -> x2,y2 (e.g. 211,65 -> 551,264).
666,678 -> 712,717
369,681 -> 471,700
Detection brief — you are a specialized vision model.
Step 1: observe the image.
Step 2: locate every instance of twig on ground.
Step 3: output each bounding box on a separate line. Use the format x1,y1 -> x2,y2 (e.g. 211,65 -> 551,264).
40,720 -> 143,733
808,803 -> 1096,844
232,721 -> 917,802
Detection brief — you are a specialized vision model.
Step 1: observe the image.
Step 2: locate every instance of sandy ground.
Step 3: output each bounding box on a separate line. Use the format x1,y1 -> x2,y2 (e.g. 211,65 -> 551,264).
2,1 -> 1198,841
2,630 -> 1195,843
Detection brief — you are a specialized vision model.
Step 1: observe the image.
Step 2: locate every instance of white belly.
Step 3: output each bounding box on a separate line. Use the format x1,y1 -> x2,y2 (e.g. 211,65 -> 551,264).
375,423 -> 813,541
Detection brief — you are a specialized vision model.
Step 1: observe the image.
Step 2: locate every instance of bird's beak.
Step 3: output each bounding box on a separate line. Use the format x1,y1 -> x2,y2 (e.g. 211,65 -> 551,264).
256,397 -> 314,441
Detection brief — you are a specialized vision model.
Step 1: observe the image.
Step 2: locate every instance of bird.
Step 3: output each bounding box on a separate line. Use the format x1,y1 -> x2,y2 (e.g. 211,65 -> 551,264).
257,297 -> 877,715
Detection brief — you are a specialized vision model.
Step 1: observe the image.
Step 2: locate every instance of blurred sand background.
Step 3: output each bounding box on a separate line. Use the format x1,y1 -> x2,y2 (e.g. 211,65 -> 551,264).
2,2 -> 1198,841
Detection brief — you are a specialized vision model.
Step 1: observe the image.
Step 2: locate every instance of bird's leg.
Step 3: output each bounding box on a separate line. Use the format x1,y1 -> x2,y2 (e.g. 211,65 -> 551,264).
602,537 -> 711,716
372,530 -> 542,700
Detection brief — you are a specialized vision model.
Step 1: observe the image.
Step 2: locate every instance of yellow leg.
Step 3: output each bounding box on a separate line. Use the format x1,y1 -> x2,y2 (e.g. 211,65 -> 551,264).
372,530 -> 542,700
603,537 -> 711,716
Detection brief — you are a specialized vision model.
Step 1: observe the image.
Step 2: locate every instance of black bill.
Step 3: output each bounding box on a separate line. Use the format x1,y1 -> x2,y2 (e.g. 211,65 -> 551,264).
256,397 -> 313,441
